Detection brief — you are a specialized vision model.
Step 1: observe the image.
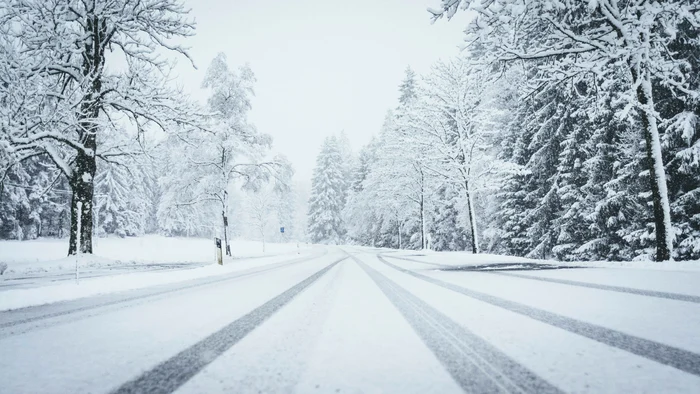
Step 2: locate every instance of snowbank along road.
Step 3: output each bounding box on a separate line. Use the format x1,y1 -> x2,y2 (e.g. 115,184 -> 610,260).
1,246 -> 699,393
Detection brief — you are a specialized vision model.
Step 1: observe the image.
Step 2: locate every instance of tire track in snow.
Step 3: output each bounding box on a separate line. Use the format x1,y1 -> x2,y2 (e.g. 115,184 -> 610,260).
111,256 -> 346,394
383,253 -> 700,303
381,254 -> 446,267
385,254 -> 580,270
489,271 -> 700,304
377,255 -> 700,377
176,256 -> 343,393
0,250 -> 327,335
350,254 -> 562,394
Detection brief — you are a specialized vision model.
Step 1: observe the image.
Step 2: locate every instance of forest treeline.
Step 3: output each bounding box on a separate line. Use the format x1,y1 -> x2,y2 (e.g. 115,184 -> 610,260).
307,0 -> 700,261
0,1 -> 296,255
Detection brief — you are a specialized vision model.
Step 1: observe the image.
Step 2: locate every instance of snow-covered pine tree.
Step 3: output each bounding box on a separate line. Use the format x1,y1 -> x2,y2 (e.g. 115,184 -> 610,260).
663,111 -> 700,260
399,66 -> 417,106
430,0 -> 700,261
0,155 -> 70,240
343,138 -> 379,245
551,88 -> 595,260
657,21 -> 700,260
94,160 -> 148,238
430,183 -> 468,252
576,112 -> 646,261
307,136 -> 346,244
337,130 -> 355,210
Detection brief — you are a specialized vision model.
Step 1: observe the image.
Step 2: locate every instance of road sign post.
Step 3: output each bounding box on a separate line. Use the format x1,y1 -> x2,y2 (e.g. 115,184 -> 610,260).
215,237 -> 223,265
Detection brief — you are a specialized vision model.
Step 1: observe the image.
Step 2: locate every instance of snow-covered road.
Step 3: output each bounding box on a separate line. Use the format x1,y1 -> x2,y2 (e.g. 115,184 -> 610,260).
1,247 -> 699,393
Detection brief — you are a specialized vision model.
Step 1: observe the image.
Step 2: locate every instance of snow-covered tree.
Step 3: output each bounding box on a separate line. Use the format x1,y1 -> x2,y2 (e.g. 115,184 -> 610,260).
94,158 -> 149,238
245,188 -> 276,253
429,0 -> 700,260
402,59 -> 517,253
307,136 -> 346,244
0,0 -> 198,254
399,66 -> 418,106
274,183 -> 296,241
158,54 -> 290,255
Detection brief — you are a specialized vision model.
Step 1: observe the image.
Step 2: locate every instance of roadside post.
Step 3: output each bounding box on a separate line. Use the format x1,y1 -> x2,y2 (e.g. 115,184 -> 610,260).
215,237 -> 223,265
75,201 -> 82,284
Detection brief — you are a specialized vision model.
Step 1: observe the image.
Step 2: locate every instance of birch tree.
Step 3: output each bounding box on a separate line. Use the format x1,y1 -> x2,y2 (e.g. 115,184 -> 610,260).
158,54 -> 290,255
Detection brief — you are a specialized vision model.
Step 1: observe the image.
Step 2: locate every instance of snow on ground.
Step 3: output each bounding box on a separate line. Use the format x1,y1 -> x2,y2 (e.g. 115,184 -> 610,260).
2,246 -> 700,392
383,249 -> 532,266
0,250 -> 318,312
178,257 -> 462,393
360,250 -> 700,392
0,235 -> 313,311
0,253 -> 341,394
0,235 -> 307,275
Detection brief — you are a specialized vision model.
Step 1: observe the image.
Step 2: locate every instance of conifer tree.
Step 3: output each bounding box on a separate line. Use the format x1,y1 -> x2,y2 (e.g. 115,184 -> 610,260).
307,137 -> 346,244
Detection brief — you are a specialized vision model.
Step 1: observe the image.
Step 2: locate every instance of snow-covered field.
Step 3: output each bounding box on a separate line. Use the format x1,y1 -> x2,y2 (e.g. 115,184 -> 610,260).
0,236 -> 312,310
0,248 -> 319,311
0,235 -> 307,275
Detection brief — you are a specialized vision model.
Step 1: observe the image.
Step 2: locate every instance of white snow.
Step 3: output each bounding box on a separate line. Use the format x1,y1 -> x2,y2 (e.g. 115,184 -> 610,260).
0,235 -> 308,275
362,250 -> 700,392
0,236 -> 312,311
177,258 -> 462,393
0,253 -> 341,394
0,249 -> 312,311
381,248 -> 700,271
1,246 -> 700,392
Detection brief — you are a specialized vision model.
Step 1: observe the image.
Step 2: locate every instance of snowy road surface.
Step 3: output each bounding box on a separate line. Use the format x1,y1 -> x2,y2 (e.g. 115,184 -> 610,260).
1,247 -> 700,393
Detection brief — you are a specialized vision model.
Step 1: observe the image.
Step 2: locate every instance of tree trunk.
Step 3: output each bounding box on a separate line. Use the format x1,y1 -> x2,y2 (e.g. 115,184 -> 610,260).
632,66 -> 673,261
465,180 -> 480,254
68,152 -> 96,255
222,210 -> 231,256
419,192 -> 426,250
68,15 -> 104,256
262,232 -> 266,253
398,220 -> 402,249
419,168 -> 427,250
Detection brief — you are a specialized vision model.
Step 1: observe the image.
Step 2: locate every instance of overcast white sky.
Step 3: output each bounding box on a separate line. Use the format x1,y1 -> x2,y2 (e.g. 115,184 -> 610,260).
174,0 -> 469,181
